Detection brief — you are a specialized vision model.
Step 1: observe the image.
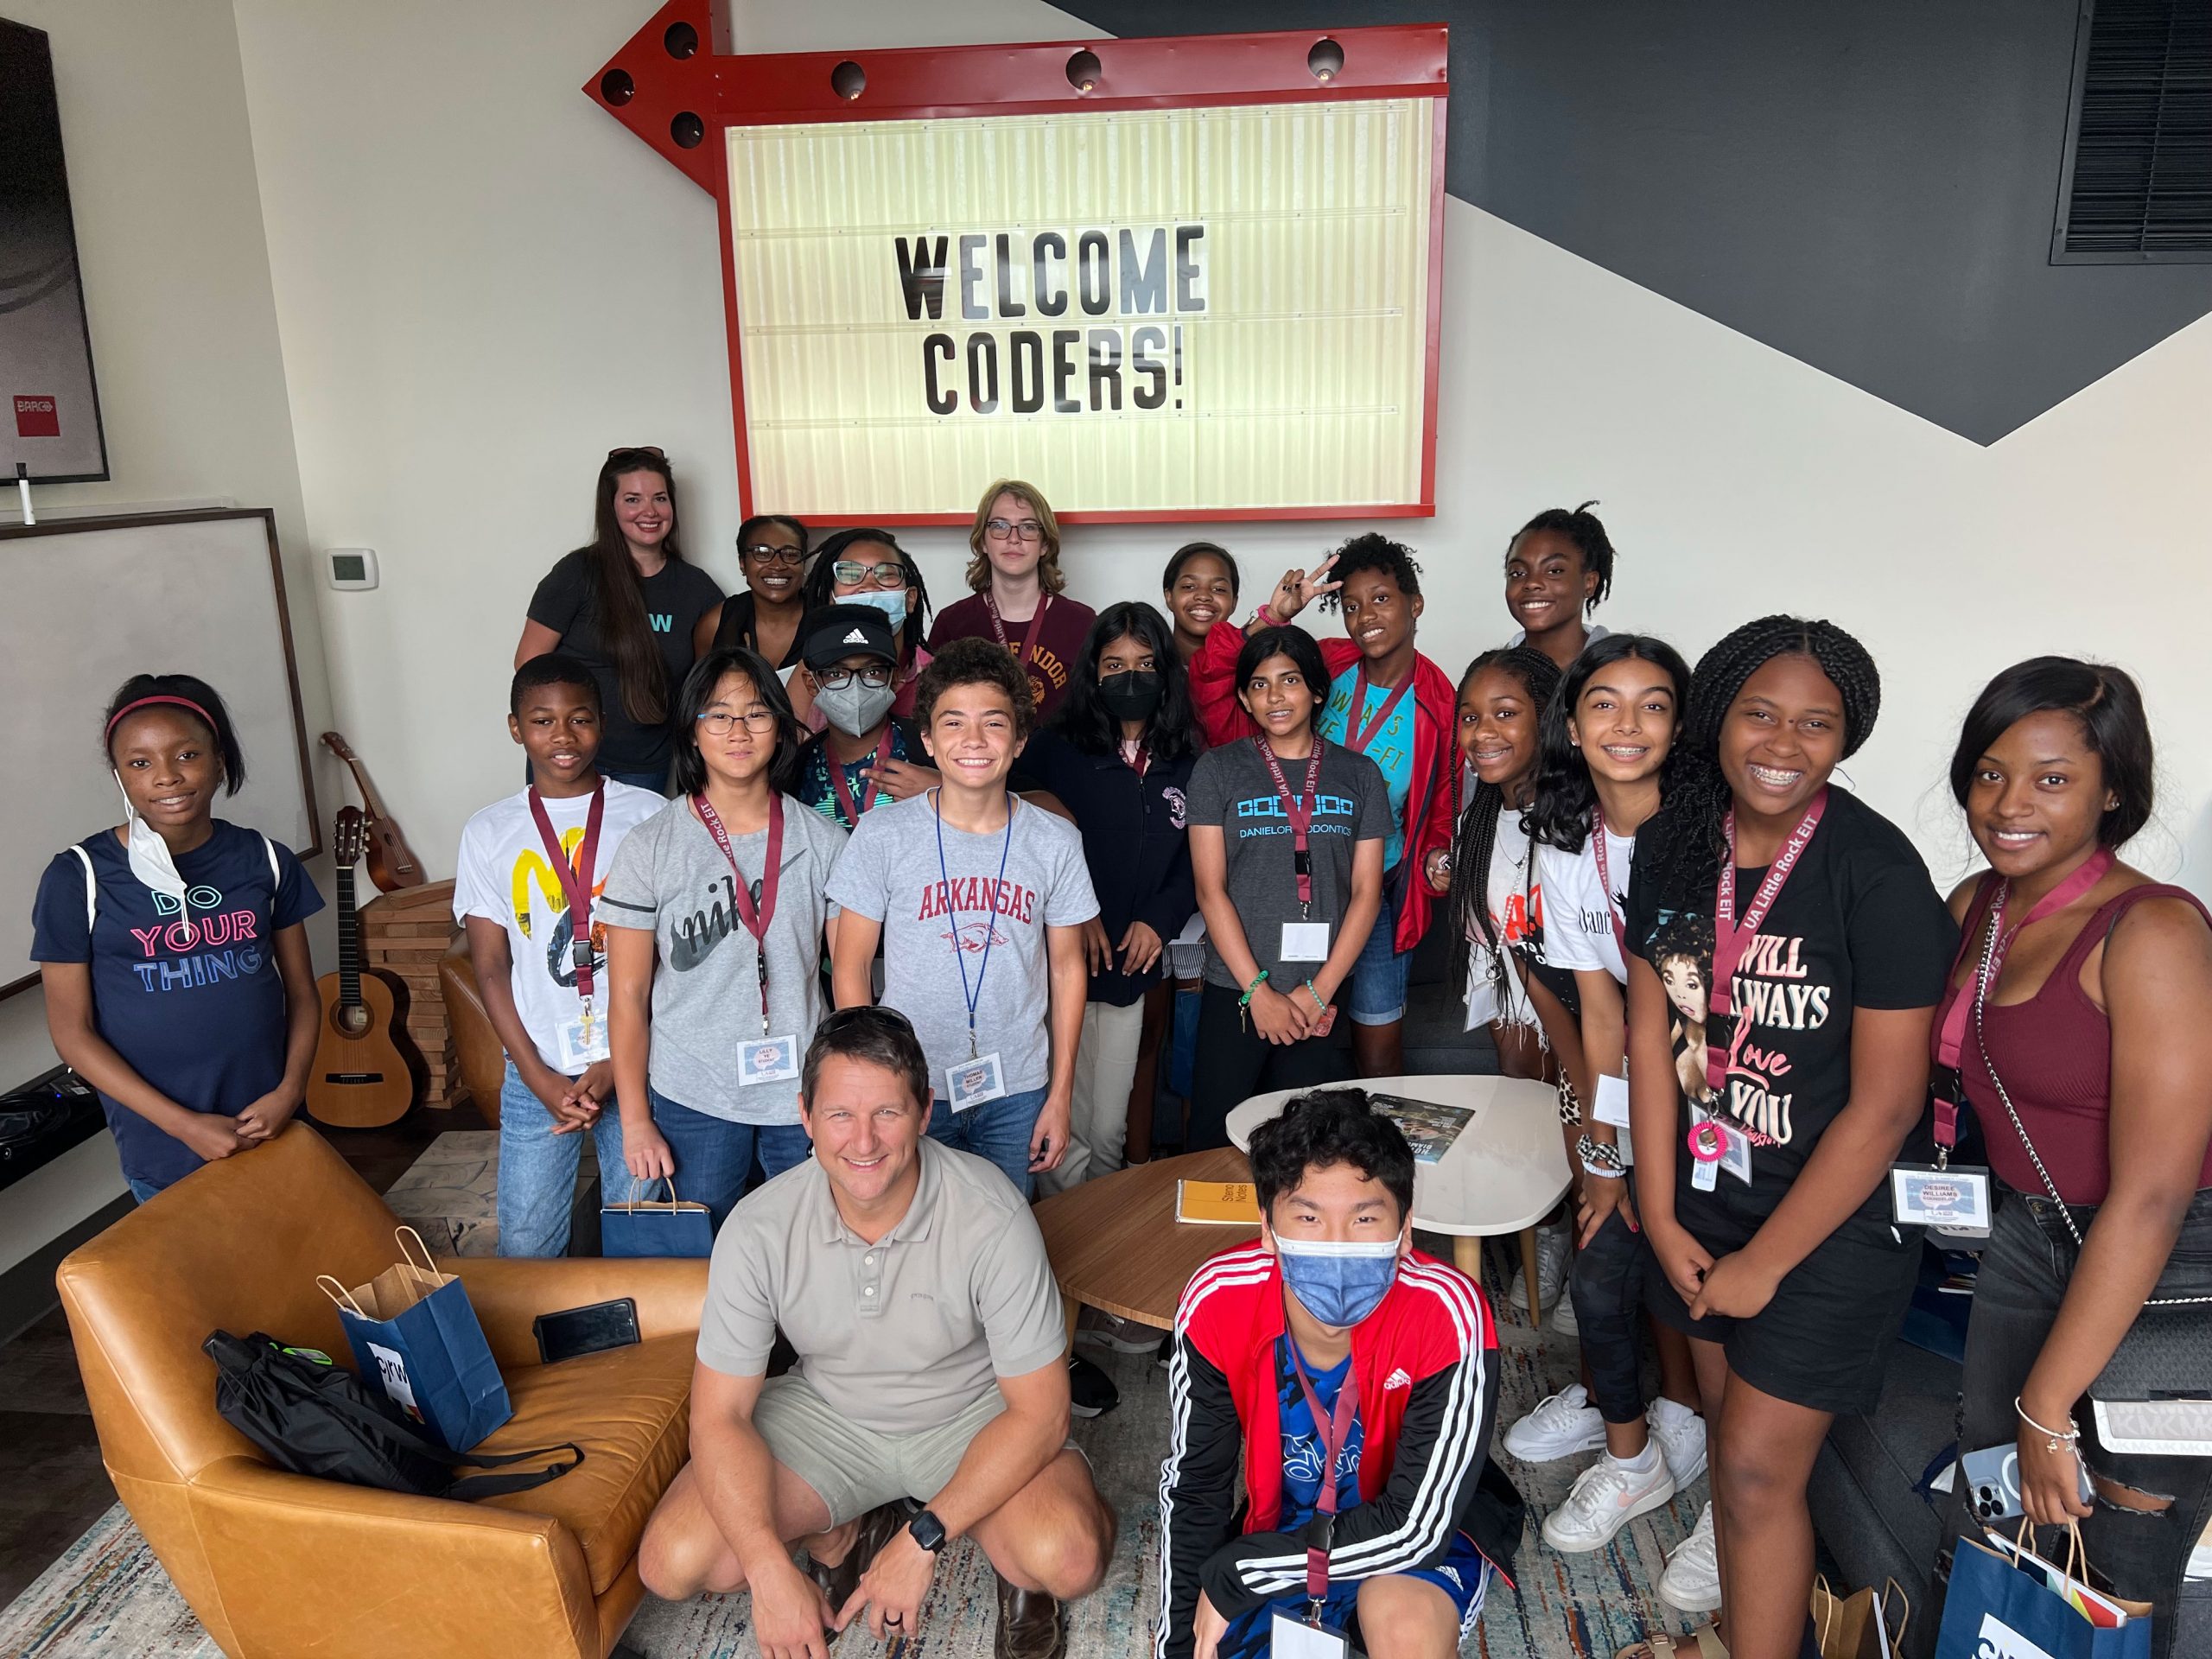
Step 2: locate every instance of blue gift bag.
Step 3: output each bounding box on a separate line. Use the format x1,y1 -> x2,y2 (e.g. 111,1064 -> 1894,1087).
1935,1522 -> 2151,1659
318,1228 -> 511,1453
601,1176 -> 715,1259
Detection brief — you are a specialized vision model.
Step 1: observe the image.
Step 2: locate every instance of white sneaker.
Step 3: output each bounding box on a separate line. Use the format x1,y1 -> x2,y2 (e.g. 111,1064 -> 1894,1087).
1075,1308 -> 1160,1354
1657,1501 -> 1722,1611
1647,1397 -> 1707,1487
1550,1287 -> 1580,1337
1540,1448 -> 1677,1553
1502,1382 -> 1607,1463
1510,1224 -> 1570,1316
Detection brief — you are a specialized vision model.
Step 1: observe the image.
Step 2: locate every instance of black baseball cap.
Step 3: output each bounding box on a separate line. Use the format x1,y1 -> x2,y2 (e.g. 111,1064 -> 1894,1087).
800,603 -> 899,671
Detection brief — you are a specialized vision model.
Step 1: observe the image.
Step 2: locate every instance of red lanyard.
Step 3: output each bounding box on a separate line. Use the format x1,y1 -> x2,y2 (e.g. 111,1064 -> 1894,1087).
1255,736 -> 1325,915
1122,739 -> 1151,779
693,792 -> 785,1035
1589,805 -> 1629,960
1285,1338 -> 1360,1607
827,729 -> 895,827
1931,849 -> 2113,1135
985,592 -> 1052,671
1344,666 -> 1413,757
526,785 -> 605,1004
1706,790 -> 1827,1099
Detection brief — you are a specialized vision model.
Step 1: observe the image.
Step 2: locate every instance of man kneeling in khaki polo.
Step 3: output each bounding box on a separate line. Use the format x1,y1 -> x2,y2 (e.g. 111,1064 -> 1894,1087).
639,1007 -> 1116,1659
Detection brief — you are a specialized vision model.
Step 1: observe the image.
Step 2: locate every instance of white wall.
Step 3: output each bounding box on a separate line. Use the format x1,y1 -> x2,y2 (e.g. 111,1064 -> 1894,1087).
0,0 -> 335,1274
233,0 -> 2212,909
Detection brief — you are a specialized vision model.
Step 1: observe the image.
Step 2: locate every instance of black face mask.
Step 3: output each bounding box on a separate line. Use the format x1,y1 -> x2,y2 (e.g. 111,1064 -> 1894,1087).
1097,669 -> 1164,724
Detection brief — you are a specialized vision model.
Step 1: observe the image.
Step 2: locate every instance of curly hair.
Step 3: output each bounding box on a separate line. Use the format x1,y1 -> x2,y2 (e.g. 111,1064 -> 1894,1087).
1318,531 -> 1421,613
1249,1086 -> 1414,1223
1443,645 -> 1565,1009
1637,614 -> 1881,913
917,633 -> 1037,740
1509,500 -> 1618,614
1525,633 -> 1694,851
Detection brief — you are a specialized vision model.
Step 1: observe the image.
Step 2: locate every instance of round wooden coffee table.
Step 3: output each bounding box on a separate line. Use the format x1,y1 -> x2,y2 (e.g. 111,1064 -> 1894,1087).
1032,1147 -> 1258,1346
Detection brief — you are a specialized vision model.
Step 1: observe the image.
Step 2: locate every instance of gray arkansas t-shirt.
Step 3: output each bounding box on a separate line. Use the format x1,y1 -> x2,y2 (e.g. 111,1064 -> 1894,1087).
1185,736 -> 1392,990
824,791 -> 1098,1098
598,795 -> 847,1124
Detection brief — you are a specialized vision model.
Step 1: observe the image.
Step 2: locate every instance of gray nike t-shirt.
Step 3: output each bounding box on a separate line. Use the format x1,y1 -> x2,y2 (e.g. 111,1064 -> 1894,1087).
824,791 -> 1098,1098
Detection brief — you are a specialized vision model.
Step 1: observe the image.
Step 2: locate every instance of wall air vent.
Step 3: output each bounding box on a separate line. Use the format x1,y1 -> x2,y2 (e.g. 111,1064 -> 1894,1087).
2054,0 -> 2212,263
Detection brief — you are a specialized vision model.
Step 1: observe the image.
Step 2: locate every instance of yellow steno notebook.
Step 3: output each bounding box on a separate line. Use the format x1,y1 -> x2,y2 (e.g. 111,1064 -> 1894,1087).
1176,1179 -> 1261,1225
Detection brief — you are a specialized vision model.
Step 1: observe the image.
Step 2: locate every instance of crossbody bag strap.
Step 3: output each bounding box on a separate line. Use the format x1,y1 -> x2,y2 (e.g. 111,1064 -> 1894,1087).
1971,912 -> 2212,1309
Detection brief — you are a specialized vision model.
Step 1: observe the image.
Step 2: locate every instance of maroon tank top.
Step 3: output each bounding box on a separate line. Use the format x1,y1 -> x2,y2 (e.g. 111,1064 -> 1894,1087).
1934,878 -> 2212,1204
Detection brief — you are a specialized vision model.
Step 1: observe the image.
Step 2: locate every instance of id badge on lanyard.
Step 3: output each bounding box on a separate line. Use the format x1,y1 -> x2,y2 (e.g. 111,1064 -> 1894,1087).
695,792 -> 800,1085
529,785 -> 608,1071
1255,737 -> 1330,963
937,791 -> 1014,1111
1276,1337 -> 1359,1657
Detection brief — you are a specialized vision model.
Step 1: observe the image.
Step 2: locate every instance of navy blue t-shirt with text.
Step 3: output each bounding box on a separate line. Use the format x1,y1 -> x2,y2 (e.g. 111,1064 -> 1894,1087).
30,821 -> 321,1190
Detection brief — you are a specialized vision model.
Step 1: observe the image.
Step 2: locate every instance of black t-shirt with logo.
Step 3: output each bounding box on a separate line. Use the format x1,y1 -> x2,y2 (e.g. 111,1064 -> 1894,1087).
1624,785 -> 1956,1201
527,549 -> 723,778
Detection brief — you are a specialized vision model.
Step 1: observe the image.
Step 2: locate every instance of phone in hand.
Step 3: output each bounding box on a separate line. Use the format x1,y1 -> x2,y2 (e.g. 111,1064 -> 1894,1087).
533,1297 -> 640,1365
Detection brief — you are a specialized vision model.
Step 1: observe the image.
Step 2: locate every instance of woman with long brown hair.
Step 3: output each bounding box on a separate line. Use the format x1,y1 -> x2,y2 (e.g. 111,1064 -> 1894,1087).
516,446 -> 722,791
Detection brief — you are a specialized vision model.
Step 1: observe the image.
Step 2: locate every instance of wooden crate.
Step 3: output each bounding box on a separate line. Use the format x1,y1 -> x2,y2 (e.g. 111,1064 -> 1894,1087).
359,879 -> 463,1109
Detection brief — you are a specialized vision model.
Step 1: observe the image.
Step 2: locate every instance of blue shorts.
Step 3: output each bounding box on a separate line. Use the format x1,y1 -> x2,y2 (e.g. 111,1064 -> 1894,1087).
1345,878 -> 1410,1027
1217,1529 -> 1492,1658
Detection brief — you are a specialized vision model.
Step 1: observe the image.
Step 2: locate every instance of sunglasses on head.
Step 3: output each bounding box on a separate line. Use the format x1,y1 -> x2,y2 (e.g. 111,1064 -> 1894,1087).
607,444 -> 667,462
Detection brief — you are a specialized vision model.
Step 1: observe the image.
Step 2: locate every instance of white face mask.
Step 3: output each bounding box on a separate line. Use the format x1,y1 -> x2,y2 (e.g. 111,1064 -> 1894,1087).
114,769 -> 195,940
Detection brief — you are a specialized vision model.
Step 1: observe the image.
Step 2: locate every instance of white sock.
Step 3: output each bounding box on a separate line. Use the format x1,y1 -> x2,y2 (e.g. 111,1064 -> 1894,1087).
1611,1440 -> 1662,1475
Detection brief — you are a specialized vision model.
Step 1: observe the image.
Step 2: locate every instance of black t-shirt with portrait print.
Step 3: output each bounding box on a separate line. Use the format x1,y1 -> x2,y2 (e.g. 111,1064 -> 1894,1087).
527,549 -> 723,778
1624,785 -> 1956,1205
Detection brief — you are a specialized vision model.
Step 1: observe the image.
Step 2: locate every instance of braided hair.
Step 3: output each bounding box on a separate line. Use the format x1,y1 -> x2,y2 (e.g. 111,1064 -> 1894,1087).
1510,500 -> 1617,614
1525,633 -> 1694,851
1638,614 -> 1882,914
1445,645 -> 1565,1010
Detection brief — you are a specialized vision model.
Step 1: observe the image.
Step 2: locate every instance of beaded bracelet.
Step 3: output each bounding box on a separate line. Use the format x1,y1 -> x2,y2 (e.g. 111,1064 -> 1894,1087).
1303,979 -> 1326,1013
2015,1396 -> 2080,1453
1238,969 -> 1269,1032
1575,1134 -> 1626,1178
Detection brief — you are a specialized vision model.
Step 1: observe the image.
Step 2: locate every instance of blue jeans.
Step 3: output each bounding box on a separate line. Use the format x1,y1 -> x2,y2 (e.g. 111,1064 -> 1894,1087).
499,1060 -> 628,1257
1344,878 -> 1410,1027
642,1084 -> 811,1231
927,1085 -> 1049,1199
129,1177 -> 162,1205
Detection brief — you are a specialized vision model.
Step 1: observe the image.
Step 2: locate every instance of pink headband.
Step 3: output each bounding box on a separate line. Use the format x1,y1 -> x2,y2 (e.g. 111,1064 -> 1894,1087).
105,695 -> 217,741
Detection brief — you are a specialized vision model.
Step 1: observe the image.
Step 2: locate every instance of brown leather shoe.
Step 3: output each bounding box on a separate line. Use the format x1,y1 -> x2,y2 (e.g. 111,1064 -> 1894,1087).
803,1503 -> 910,1637
993,1572 -> 1066,1659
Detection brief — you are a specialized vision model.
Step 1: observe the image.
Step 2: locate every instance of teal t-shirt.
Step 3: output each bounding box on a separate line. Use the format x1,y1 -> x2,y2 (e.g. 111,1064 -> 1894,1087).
1320,668 -> 1414,869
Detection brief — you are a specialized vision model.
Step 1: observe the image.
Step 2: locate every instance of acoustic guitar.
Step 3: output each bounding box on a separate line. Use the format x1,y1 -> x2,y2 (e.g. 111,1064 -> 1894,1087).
320,731 -> 425,891
304,808 -> 414,1128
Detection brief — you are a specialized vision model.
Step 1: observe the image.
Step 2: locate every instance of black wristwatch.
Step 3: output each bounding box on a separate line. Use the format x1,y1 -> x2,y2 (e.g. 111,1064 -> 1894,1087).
907,1509 -> 947,1554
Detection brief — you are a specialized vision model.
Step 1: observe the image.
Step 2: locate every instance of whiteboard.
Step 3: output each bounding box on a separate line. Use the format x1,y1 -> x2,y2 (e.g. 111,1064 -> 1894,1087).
1,510 -> 318,994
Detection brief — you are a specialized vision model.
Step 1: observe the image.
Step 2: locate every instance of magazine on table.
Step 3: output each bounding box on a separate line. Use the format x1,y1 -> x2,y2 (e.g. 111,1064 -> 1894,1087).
1368,1093 -> 1474,1165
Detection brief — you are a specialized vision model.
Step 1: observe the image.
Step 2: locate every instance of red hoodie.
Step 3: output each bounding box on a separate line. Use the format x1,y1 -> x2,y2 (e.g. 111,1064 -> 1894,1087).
1190,619 -> 1459,956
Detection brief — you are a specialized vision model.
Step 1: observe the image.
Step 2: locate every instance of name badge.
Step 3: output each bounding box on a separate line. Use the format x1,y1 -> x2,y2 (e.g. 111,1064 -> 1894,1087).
1689,1106 -> 1752,1184
1592,1073 -> 1631,1128
1280,921 -> 1331,962
1889,1162 -> 1993,1237
946,1051 -> 1007,1113
1271,1614 -> 1351,1658
554,1014 -> 610,1071
738,1034 -> 800,1086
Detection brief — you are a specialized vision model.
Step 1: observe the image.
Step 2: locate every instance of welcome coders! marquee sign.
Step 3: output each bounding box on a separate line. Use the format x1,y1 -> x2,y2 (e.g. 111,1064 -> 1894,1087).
587,10 -> 1447,523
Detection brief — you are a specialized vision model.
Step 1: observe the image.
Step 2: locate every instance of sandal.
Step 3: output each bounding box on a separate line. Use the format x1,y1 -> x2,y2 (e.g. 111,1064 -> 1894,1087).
1614,1623 -> 1727,1659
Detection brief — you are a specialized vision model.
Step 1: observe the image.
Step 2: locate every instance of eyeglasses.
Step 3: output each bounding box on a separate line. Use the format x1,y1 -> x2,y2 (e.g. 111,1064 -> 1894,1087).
817,664 -> 894,690
741,543 -> 804,565
983,518 -> 1044,543
830,560 -> 910,589
696,709 -> 779,736
607,444 -> 666,461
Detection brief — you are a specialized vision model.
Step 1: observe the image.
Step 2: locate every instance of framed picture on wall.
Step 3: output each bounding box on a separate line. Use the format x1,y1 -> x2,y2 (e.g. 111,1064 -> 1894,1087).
2,17 -> 109,484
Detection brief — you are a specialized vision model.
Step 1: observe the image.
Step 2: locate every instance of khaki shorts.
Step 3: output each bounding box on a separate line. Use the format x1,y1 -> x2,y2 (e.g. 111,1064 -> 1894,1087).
752,1371 -> 1007,1528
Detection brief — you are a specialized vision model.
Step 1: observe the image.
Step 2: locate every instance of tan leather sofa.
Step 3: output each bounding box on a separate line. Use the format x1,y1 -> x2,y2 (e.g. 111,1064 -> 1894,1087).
57,1125 -> 708,1657
439,936 -> 506,1126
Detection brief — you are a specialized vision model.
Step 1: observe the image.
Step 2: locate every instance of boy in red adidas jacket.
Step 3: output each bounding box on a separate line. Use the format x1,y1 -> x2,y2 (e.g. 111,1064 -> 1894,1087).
1157,1090 -> 1522,1659
1188,536 -> 1459,1079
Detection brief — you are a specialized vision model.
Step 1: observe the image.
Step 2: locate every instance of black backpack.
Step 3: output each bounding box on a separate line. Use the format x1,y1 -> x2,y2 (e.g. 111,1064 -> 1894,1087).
206,1330 -> 583,1500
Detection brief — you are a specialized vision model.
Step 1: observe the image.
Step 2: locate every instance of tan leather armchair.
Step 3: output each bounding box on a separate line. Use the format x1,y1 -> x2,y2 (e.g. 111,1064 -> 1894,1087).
57,1125 -> 708,1658
439,936 -> 506,1126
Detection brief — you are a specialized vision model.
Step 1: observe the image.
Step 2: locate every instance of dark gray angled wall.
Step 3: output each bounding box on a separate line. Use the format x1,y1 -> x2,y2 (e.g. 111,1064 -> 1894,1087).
1058,0 -> 2212,443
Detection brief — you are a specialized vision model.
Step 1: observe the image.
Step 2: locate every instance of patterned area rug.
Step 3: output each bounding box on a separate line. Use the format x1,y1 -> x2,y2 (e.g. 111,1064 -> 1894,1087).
0,1134 -> 1709,1658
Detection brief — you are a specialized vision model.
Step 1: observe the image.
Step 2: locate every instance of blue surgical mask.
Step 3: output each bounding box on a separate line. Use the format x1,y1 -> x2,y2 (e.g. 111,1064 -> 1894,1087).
1274,1236 -> 1401,1328
848,588 -> 908,633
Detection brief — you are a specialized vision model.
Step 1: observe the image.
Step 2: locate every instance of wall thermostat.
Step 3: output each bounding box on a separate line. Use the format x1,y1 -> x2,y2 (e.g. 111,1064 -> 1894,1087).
325,547 -> 379,590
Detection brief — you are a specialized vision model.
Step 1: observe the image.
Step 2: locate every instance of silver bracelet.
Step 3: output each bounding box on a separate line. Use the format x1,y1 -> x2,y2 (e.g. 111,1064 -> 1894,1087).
2014,1395 -> 2080,1452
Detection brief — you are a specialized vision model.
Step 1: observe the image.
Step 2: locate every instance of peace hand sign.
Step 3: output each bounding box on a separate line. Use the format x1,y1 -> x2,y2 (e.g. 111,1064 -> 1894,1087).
1262,552 -> 1342,626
